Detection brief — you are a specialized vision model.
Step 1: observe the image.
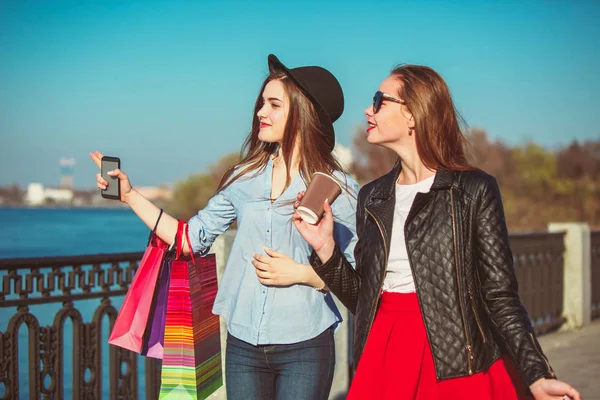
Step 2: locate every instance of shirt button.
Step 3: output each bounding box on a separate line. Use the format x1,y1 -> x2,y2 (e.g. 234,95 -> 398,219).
267,229 -> 270,233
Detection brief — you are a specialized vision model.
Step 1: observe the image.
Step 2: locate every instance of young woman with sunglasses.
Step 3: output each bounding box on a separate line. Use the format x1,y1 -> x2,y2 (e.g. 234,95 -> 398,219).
294,65 -> 581,400
90,54 -> 358,400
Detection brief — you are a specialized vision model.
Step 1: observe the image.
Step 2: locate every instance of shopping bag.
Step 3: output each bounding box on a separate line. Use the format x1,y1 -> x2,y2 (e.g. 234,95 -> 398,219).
108,210 -> 169,353
142,219 -> 186,359
141,254 -> 172,359
159,223 -> 222,400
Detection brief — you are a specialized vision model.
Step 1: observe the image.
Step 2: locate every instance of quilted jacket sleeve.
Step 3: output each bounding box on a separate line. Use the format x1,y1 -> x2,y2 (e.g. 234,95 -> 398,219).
475,177 -> 556,387
309,188 -> 366,314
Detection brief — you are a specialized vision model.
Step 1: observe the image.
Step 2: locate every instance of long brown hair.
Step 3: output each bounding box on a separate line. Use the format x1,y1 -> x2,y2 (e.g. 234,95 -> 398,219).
391,65 -> 473,171
216,68 -> 347,193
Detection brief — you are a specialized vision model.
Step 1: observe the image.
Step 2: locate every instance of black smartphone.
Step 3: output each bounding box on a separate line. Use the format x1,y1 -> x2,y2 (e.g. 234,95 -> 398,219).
101,156 -> 121,200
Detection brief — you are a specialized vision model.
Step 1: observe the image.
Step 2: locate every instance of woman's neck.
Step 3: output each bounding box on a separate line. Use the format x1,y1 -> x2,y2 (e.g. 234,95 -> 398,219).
395,146 -> 436,185
272,144 -> 301,174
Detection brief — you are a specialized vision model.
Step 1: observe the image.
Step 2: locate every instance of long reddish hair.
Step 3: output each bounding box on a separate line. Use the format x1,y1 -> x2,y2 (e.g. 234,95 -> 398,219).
391,65 -> 473,171
216,69 -> 348,193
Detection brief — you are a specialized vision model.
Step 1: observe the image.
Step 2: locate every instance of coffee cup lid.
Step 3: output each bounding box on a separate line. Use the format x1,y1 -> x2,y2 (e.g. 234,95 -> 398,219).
296,206 -> 319,225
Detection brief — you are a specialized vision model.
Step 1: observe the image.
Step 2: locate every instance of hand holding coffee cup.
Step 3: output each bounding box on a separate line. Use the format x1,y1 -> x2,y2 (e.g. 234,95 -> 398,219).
296,172 -> 342,224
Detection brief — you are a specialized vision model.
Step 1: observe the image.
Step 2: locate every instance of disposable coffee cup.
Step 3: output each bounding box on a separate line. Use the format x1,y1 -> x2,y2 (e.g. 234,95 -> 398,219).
296,172 -> 343,224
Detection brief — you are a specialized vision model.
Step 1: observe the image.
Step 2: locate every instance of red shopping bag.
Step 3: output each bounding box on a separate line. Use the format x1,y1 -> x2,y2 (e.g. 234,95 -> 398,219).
159,223 -> 222,399
108,210 -> 171,353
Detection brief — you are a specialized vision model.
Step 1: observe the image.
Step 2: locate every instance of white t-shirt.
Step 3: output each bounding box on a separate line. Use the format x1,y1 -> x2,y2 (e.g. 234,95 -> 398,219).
382,175 -> 436,293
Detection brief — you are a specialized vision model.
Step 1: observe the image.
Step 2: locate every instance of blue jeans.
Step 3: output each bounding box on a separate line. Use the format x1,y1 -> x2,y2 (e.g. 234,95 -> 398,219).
225,328 -> 335,400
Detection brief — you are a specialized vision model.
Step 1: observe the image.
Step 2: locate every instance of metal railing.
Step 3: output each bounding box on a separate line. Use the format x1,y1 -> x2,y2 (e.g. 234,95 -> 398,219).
591,230 -> 600,320
0,252 -> 161,400
510,232 -> 566,334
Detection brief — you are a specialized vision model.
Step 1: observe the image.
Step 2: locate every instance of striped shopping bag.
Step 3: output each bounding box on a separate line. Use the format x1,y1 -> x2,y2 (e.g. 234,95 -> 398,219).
159,223 -> 222,400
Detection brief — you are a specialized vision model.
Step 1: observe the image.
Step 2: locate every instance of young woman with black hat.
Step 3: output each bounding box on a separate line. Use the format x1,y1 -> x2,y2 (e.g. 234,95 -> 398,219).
90,54 -> 358,400
294,65 -> 581,400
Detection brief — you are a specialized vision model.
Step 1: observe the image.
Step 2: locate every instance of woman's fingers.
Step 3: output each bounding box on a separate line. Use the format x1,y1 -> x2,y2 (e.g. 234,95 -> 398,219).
554,380 -> 580,400
89,152 -> 100,168
292,215 -> 316,238
96,173 -> 108,185
254,267 -> 270,279
251,259 -> 269,271
263,247 -> 283,258
254,264 -> 274,285
321,198 -> 335,227
107,168 -> 126,180
253,253 -> 271,264
92,152 -> 114,191
294,191 -> 305,209
323,198 -> 333,215
96,173 -> 108,189
565,387 -> 581,400
292,216 -> 308,235
258,277 -> 273,285
88,151 -> 105,168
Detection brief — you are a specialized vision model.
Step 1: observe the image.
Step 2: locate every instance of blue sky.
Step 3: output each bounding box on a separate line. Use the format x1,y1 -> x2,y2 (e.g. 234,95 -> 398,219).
1,0 -> 599,188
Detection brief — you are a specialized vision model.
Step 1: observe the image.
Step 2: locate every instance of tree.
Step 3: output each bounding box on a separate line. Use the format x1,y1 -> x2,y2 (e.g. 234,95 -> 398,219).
166,152 -> 241,221
166,173 -> 214,220
209,152 -> 242,186
465,128 -> 516,186
557,139 -> 600,183
348,123 -> 600,230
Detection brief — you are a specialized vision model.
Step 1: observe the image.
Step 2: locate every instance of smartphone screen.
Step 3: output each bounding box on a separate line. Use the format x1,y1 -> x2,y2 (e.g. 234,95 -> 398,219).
101,156 -> 121,200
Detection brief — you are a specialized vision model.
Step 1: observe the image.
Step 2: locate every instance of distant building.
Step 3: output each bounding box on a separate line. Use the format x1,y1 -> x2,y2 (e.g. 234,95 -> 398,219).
71,189 -> 95,207
59,157 -> 75,189
26,183 -> 73,206
0,185 -> 24,205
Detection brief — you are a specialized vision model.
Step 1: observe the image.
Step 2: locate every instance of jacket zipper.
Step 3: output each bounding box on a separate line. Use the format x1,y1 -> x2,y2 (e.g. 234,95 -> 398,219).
365,208 -> 388,337
450,187 -> 473,375
469,293 -> 487,343
529,333 -> 555,377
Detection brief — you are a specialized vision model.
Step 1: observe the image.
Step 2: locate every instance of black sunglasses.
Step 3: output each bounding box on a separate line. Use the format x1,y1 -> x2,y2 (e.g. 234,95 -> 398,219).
373,91 -> 405,113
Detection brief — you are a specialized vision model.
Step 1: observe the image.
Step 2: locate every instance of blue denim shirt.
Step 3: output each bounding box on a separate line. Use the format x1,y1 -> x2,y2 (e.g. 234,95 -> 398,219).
188,157 -> 358,345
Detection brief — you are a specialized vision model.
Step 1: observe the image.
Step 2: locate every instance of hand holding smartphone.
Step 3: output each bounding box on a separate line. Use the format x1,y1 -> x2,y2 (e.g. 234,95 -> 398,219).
101,156 -> 121,200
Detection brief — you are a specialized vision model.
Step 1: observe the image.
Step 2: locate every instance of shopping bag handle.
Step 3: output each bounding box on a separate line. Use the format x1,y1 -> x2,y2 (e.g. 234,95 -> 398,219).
175,220 -> 185,260
147,208 -> 164,246
153,209 -> 164,232
171,220 -> 196,263
184,223 -> 196,264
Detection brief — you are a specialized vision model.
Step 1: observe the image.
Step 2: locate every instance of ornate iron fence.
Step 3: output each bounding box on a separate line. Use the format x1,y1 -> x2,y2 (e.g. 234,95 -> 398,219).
0,252 -> 161,400
510,232 -> 566,334
591,230 -> 600,320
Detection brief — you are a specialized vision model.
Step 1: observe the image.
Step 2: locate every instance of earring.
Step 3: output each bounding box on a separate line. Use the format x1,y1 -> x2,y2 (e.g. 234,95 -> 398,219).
408,128 -> 414,136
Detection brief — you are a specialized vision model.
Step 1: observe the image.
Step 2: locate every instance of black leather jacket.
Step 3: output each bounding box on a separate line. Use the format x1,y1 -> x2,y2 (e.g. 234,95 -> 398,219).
310,165 -> 556,386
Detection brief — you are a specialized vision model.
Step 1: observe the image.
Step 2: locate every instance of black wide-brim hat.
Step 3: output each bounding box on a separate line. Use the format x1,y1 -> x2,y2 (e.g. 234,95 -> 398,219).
268,54 -> 344,152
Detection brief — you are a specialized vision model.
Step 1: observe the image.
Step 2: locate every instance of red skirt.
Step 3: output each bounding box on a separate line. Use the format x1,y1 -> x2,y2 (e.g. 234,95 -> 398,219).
347,292 -> 533,400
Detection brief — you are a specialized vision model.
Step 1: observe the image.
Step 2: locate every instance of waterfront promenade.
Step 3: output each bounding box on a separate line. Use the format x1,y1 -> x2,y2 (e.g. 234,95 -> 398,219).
538,319 -> 600,400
